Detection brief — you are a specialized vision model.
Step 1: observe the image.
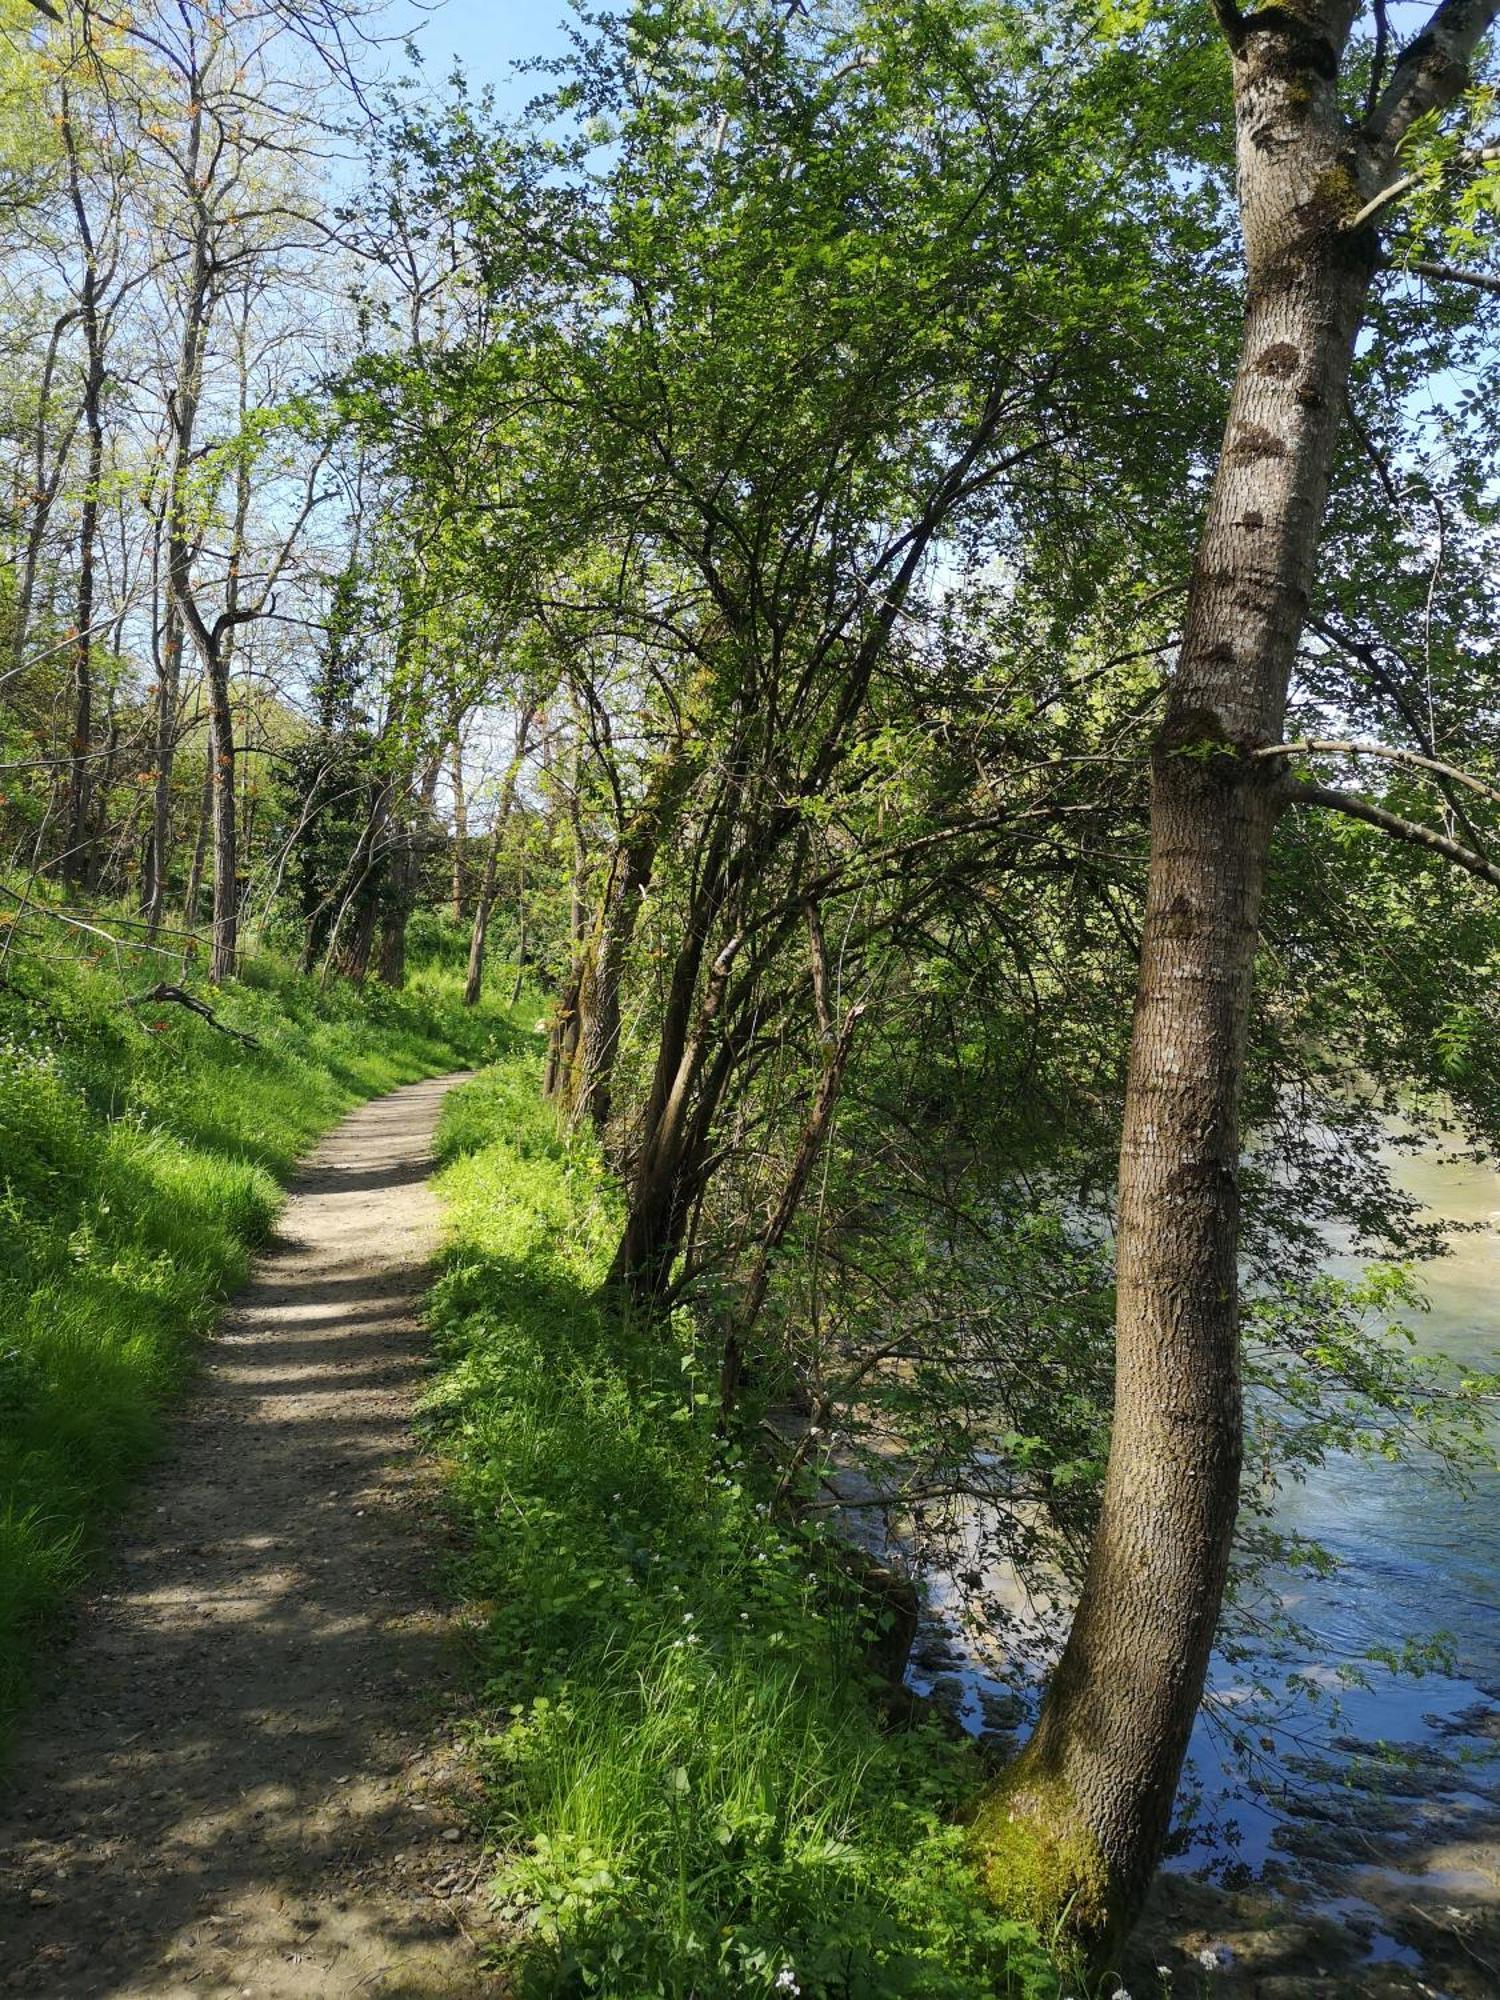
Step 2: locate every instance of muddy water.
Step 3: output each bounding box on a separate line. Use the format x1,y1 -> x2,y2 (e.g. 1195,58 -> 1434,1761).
899,1137 -> 1500,1991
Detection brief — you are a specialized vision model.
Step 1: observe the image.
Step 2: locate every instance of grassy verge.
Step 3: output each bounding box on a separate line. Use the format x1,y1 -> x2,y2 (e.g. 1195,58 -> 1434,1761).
427,1056 -> 1056,2000
0,931 -> 517,1742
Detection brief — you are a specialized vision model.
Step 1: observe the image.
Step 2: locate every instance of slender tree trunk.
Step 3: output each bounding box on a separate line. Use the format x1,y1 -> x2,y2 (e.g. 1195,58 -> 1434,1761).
450,736 -> 468,923
62,400 -> 102,885
143,595 -> 184,937
543,725 -> 590,1104
974,2 -> 1392,1952
60,85 -> 107,891
464,707 -> 532,1008
185,740 -> 212,929
205,652 -> 238,982
720,998 -> 863,1419
11,314 -> 77,684
325,777 -> 393,986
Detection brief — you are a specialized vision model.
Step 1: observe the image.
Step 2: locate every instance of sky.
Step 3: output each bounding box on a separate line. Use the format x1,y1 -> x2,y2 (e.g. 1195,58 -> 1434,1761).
378,0 -> 581,107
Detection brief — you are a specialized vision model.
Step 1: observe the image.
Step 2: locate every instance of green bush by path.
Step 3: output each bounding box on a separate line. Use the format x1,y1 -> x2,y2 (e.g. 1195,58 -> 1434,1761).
0,932 -> 522,1743
427,1059 -> 1056,2000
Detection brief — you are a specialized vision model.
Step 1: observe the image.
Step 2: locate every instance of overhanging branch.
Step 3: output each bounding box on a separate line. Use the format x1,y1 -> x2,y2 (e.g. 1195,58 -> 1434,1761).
1254,736 -> 1500,811
1287,781 -> 1500,891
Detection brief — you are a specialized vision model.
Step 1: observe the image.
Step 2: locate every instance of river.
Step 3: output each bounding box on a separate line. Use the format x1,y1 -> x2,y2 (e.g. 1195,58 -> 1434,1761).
897,1135 -> 1500,1994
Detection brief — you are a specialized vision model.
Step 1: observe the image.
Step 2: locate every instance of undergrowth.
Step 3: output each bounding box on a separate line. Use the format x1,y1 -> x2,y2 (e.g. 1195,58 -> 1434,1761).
427,1057 -> 1056,2000
0,921 -> 515,1742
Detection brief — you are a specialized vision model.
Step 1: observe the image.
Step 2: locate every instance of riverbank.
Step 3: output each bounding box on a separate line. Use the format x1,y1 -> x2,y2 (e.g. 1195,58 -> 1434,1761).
422,1057 -> 1056,1999
893,1125 -> 1500,1998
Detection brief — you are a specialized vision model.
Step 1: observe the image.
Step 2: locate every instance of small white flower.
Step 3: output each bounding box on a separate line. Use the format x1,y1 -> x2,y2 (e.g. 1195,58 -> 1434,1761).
1197,1943 -> 1233,1972
774,1972 -> 799,1996
1156,1968 -> 1173,1981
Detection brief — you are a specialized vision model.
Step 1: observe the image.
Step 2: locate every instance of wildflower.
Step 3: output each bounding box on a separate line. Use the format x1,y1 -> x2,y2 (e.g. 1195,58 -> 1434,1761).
774,1972 -> 799,1995
1197,1943 -> 1233,1972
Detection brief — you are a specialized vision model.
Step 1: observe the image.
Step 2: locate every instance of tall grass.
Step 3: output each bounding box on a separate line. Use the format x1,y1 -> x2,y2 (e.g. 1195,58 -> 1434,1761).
0,924 -> 518,1741
428,1059 -> 1056,1999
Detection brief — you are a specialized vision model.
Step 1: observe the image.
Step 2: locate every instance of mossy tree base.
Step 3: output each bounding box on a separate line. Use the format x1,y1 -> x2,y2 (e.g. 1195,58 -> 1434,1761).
970,1755 -> 1121,1967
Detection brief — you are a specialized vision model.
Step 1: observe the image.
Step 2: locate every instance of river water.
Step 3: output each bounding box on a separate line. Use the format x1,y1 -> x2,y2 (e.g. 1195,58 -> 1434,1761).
895,1135 -> 1500,1989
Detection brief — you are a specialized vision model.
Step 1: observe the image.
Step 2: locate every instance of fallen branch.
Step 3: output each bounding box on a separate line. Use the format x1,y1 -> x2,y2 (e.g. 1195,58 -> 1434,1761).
124,981 -> 261,1047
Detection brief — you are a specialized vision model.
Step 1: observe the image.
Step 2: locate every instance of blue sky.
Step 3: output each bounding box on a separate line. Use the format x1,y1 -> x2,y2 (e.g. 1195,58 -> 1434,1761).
379,0 -> 581,105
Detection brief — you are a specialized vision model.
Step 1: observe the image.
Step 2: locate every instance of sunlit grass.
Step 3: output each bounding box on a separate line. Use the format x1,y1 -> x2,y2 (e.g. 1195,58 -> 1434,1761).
427,1060 -> 1056,1999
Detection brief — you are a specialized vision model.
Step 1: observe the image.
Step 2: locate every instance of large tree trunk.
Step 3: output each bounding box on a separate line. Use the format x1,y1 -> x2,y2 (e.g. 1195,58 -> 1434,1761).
974,1 -> 1388,1953
572,743 -> 694,1138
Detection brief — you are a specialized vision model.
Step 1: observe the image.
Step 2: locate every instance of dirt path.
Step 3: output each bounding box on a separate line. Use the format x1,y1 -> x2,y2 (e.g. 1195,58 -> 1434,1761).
0,1072 -> 498,1999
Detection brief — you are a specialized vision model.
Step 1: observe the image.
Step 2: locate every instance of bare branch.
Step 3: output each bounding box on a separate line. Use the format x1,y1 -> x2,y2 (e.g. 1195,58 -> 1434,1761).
1349,144 -> 1500,231
1254,736 -> 1500,810
123,982 -> 261,1047
1401,255 -> 1500,294
1287,782 -> 1500,891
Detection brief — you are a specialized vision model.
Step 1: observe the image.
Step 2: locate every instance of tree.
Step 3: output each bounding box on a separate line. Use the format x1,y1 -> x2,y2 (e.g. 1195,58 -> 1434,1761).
976,0 -> 1500,1956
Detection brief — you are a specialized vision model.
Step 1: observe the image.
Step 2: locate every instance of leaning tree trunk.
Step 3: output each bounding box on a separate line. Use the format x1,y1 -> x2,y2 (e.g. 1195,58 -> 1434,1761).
59,86 -> 107,893
572,743 -> 695,1138
974,3 -> 1387,1954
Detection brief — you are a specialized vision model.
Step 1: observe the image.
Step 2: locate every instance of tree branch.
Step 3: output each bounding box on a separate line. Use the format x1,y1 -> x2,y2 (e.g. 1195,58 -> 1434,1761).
1401,255 -> 1500,295
1286,782 -> 1500,891
123,982 -> 261,1047
1208,0 -> 1248,52
1349,144 -> 1500,233
1363,0 -> 1500,152
1253,736 -> 1500,810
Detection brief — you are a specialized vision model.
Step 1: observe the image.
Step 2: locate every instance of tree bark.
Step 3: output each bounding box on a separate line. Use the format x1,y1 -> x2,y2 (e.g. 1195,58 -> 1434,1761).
571,742 -> 696,1138
464,706 -> 533,1007
59,86 -> 108,891
974,0 -> 1399,1952
450,736 -> 468,923
204,654 -> 239,983
184,741 -> 212,930
142,580 -> 185,937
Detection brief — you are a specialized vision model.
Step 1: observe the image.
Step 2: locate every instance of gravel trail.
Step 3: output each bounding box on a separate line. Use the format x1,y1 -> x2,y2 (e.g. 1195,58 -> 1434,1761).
0,1072 -> 497,1998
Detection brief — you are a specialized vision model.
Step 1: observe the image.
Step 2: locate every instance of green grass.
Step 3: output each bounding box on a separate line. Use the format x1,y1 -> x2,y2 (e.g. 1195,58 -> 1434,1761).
0,925 -> 522,1743
427,1057 -> 1057,1999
